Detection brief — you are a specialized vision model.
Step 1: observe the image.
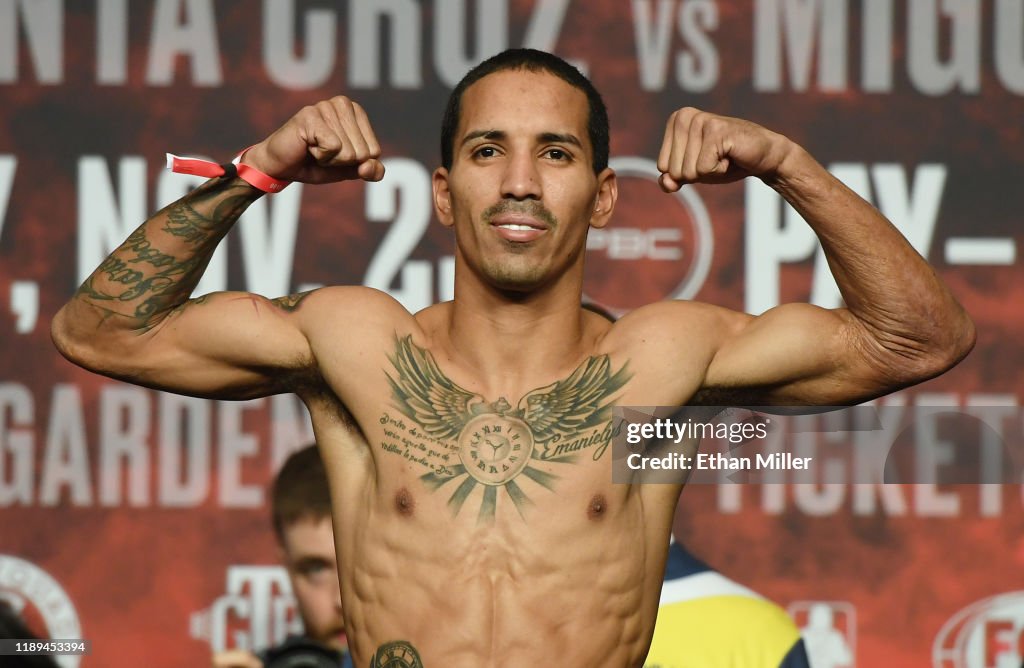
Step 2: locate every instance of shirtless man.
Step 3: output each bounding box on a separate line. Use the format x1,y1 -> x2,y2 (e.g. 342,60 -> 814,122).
52,49 -> 974,667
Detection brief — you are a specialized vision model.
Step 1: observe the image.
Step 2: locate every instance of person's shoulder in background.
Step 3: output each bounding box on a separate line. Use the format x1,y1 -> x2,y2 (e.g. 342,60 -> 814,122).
645,541 -> 810,668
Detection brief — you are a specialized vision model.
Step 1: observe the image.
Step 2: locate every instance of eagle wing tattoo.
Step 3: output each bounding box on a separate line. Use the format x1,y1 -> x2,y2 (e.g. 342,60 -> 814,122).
386,335 -> 485,439
517,356 -> 630,442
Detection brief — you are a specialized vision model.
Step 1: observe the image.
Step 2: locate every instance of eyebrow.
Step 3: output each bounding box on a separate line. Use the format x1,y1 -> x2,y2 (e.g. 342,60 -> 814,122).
460,129 -> 584,149
539,132 -> 583,148
461,129 -> 504,146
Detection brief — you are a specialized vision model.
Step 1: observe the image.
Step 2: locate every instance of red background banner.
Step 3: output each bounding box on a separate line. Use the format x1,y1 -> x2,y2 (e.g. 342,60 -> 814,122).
1,2 -> 1022,666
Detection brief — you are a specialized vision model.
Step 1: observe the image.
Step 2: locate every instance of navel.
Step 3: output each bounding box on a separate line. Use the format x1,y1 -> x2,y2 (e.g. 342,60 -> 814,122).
395,487 -> 416,516
587,493 -> 607,520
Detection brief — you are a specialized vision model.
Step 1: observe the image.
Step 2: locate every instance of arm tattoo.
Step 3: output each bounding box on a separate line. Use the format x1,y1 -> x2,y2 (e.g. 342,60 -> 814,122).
379,335 -> 630,523
73,178 -> 260,331
163,294 -> 212,320
271,290 -> 315,312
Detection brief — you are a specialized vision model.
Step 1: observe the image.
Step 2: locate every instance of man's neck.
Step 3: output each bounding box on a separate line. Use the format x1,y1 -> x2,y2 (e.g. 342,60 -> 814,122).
439,269 -> 593,400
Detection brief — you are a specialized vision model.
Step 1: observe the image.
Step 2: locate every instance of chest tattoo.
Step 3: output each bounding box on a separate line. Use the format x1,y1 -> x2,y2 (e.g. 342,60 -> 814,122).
378,335 -> 630,523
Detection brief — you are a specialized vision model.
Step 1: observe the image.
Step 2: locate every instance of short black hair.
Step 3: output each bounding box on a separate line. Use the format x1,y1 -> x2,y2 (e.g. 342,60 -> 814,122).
271,444 -> 331,543
440,49 -> 609,174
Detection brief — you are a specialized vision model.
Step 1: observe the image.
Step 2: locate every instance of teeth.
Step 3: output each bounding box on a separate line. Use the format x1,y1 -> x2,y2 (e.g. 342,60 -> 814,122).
499,224 -> 535,231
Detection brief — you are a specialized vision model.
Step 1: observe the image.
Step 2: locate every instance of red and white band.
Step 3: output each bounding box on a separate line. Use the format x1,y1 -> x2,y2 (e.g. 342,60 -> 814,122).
165,148 -> 290,193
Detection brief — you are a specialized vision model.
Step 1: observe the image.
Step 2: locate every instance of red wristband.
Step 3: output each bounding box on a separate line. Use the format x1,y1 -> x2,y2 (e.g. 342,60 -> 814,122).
165,147 -> 290,193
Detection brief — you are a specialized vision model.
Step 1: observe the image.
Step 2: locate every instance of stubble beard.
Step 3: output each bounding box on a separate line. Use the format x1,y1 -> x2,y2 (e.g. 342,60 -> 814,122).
480,253 -> 547,293
483,199 -> 562,291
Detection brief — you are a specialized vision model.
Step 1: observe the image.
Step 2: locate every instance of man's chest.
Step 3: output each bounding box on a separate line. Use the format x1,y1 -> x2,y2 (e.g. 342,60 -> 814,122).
317,334 -> 633,522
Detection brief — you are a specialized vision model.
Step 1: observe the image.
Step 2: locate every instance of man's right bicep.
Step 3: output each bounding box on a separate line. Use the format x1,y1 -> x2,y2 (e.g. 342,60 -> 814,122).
55,289 -> 317,400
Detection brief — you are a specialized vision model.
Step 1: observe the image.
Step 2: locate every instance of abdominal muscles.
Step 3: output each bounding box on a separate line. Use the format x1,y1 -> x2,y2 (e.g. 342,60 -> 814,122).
339,485 -> 661,668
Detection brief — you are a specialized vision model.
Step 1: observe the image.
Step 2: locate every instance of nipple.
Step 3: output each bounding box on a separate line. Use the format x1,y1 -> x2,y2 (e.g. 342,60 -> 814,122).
395,487 -> 416,516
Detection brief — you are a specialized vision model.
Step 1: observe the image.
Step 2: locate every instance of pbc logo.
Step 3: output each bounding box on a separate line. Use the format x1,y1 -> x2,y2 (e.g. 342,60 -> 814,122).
589,227 -> 684,261
190,565 -> 301,652
584,157 -> 713,314
934,591 -> 1024,668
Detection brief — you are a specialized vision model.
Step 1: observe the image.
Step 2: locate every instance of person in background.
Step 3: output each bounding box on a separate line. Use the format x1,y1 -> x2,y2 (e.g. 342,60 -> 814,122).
645,535 -> 810,668
213,445 -> 352,668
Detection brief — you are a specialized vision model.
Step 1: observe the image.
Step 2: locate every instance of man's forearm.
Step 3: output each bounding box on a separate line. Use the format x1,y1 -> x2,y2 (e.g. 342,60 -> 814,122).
69,175 -> 262,333
770,145 -> 974,362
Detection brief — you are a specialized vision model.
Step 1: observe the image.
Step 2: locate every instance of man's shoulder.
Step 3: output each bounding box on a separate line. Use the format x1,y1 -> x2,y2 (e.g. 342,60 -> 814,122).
584,301 -> 746,405
288,288 -> 427,394
300,285 -> 410,315
601,300 -> 747,355
298,286 -> 421,337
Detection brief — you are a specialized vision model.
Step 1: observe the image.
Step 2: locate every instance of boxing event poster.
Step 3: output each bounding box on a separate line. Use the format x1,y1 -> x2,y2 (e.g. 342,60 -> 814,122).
1,2 -> 1022,666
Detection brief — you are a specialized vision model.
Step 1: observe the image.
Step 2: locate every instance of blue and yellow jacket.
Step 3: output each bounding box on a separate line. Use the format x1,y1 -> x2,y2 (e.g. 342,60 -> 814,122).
645,543 -> 811,668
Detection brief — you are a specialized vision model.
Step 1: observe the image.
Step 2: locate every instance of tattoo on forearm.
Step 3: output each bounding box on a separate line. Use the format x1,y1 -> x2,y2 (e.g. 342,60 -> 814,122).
163,204 -> 216,244
370,640 -> 424,668
74,179 -> 260,329
381,335 -> 630,522
162,188 -> 253,244
125,227 -> 177,268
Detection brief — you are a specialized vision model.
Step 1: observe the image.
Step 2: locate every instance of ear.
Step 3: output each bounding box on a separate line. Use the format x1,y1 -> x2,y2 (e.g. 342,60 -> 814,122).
589,167 -> 617,230
433,167 -> 454,228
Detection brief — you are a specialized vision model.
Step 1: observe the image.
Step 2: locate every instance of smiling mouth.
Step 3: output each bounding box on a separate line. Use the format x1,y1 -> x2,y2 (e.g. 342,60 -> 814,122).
495,222 -> 543,231
483,200 -> 557,243
490,219 -> 547,242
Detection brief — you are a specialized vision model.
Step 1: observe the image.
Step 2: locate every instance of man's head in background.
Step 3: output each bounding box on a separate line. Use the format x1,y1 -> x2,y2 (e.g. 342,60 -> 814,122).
271,445 -> 345,652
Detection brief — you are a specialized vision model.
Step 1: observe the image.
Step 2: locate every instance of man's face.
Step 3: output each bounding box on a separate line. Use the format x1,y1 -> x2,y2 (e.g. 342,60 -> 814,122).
280,517 -> 346,651
433,68 -> 616,292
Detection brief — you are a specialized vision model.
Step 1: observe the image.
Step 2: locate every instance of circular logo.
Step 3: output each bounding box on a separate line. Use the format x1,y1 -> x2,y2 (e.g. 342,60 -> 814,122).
583,156 -> 714,314
0,554 -> 82,668
457,414 -> 535,485
933,590 -> 1024,667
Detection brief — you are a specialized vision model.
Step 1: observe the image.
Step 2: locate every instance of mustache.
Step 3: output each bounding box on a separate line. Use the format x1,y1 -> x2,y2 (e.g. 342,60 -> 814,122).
482,200 -> 558,228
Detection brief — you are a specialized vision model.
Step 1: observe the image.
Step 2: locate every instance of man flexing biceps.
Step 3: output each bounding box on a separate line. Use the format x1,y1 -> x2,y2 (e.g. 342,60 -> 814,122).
54,49 -> 973,667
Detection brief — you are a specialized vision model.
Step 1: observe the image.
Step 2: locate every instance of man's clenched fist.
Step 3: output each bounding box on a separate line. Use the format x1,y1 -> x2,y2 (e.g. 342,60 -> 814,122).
656,107 -> 795,192
242,96 -> 385,184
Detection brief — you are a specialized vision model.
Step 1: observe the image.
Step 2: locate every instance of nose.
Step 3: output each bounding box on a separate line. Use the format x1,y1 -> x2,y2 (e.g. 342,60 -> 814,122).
500,150 -> 542,201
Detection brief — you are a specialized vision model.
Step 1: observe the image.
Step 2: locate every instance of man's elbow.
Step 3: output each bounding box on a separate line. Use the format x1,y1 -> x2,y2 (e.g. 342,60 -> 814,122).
51,306 -> 94,369
50,304 -> 131,374
908,310 -> 977,381
936,310 -> 977,372
51,306 -> 74,354
865,308 -> 975,390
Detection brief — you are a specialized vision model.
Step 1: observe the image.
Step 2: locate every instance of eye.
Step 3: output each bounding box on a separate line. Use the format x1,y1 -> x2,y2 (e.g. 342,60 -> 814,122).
295,559 -> 332,579
473,146 -> 498,159
544,148 -> 570,161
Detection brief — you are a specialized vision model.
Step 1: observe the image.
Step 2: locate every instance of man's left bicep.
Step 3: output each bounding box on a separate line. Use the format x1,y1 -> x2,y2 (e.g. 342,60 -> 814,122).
697,304 -> 892,406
